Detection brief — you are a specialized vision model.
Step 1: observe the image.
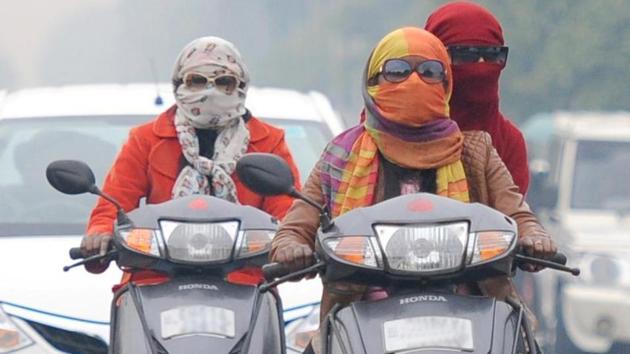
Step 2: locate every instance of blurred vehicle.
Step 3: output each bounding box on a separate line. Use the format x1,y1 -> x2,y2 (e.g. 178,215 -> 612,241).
0,83 -> 340,353
523,111 -> 630,354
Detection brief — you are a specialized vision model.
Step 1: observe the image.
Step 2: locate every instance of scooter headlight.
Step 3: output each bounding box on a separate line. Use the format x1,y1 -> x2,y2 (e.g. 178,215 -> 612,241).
160,221 -> 239,263
0,307 -> 33,353
374,222 -> 468,273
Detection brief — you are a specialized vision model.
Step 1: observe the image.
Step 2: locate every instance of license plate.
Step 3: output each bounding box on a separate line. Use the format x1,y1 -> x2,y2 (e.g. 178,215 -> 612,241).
161,305 -> 235,339
383,316 -> 474,352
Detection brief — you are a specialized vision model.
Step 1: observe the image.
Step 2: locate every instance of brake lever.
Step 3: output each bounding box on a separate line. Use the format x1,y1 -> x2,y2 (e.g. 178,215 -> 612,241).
63,250 -> 118,272
515,254 -> 580,276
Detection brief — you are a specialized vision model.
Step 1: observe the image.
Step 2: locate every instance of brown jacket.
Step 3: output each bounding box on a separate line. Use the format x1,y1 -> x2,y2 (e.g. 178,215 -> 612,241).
271,131 -> 547,319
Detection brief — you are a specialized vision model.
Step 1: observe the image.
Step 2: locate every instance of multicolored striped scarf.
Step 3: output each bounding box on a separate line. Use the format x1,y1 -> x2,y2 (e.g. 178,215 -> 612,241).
320,28 -> 470,217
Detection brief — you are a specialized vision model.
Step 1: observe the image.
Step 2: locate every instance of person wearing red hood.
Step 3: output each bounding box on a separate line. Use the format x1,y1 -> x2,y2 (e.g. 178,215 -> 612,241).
425,1 -> 530,195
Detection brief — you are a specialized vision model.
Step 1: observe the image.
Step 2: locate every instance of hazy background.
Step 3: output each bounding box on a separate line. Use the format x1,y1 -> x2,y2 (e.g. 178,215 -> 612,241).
1,0 -> 629,124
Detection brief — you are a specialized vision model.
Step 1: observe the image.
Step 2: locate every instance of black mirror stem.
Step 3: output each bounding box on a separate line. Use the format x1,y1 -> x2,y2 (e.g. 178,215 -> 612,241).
288,187 -> 334,231
89,186 -> 133,227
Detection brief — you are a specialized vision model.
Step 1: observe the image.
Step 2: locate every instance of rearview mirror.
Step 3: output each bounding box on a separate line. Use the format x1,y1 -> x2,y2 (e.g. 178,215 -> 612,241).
46,160 -> 97,195
236,153 -> 295,196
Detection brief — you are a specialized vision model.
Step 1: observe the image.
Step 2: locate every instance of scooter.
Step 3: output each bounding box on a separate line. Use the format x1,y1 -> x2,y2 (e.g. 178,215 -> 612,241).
235,153 -> 581,354
47,160 -> 286,354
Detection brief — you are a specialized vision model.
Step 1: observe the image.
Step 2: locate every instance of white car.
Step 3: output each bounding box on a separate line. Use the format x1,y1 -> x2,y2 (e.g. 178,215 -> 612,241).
524,111 -> 630,354
0,83 -> 341,353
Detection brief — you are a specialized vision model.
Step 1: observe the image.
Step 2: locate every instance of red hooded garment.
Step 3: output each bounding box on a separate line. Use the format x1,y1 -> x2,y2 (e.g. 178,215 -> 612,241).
425,1 -> 529,194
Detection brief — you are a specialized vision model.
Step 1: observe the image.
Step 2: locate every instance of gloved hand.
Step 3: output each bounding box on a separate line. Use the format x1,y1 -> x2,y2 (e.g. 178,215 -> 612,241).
518,234 -> 557,272
80,233 -> 113,273
271,240 -> 315,273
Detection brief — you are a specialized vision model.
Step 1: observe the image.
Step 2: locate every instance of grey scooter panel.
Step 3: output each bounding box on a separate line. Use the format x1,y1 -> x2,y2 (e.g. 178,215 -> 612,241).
330,292 -> 521,353
112,275 -> 282,354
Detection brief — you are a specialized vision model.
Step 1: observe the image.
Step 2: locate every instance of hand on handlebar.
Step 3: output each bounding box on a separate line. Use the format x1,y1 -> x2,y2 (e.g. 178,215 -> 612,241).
518,234 -> 558,272
270,240 -> 315,279
80,233 -> 113,273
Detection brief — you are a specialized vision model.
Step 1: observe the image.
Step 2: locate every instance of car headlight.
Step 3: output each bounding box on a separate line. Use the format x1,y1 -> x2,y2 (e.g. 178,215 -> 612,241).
119,228 -> 162,257
160,221 -> 239,263
375,222 -> 469,273
468,231 -> 516,265
0,307 -> 33,353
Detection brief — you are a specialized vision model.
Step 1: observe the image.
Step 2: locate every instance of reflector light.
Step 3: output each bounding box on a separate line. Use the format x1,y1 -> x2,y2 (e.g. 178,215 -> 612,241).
324,236 -> 380,268
119,229 -> 160,256
236,230 -> 274,258
470,231 -> 515,265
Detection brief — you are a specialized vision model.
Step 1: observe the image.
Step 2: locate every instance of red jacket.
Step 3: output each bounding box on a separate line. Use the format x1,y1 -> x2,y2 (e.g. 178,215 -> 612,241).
86,106 -> 301,286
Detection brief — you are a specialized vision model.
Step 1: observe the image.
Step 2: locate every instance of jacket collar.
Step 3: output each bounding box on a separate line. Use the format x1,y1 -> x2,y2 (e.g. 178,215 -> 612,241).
152,105 -> 268,142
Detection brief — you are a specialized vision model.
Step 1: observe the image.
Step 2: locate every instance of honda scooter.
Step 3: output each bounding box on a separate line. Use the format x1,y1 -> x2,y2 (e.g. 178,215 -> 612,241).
47,160 -> 285,354
236,153 -> 581,354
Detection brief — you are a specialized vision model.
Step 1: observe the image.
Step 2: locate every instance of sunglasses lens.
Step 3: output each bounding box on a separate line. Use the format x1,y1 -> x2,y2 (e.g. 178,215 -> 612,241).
449,49 -> 480,65
418,60 -> 446,83
214,76 -> 238,94
483,47 -> 508,65
185,73 -> 209,89
382,59 -> 412,83
449,46 -> 508,66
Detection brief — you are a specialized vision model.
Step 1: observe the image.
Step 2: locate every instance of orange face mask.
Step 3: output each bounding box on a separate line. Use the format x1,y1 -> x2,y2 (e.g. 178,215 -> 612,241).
365,27 -> 452,127
372,72 -> 449,126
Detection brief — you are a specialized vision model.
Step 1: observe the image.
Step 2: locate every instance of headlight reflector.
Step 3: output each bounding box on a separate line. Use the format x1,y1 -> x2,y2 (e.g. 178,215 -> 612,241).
375,222 -> 468,273
0,308 -> 32,353
160,221 -> 239,263
469,231 -> 515,265
119,228 -> 161,257
236,230 -> 275,259
323,236 -> 381,268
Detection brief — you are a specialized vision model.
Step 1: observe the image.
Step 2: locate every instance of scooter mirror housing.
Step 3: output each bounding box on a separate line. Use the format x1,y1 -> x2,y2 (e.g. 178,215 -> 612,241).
46,160 -> 98,195
237,153 -> 296,197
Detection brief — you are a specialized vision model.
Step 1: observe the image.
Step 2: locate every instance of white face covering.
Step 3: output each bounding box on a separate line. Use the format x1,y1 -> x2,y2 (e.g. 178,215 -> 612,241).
170,37 -> 251,201
174,69 -> 247,129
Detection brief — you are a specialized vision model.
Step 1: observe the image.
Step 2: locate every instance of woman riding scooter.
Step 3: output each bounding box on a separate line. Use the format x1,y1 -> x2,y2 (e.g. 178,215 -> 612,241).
270,27 -> 556,353
82,36 -> 301,286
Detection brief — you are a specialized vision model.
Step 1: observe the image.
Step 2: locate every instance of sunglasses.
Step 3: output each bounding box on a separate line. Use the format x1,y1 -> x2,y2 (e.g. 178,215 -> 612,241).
183,72 -> 240,94
371,58 -> 447,85
447,46 -> 508,66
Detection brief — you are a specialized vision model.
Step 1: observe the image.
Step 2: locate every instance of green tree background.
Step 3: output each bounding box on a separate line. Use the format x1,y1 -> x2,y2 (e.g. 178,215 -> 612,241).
4,0 -> 629,125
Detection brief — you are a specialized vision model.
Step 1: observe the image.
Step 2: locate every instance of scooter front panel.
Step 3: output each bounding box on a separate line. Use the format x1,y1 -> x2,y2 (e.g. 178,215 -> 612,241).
112,275 -> 281,353
328,292 -> 522,354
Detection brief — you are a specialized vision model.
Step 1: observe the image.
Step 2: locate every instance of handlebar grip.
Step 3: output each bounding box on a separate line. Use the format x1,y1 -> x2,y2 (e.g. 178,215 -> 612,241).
69,247 -> 85,260
262,263 -> 290,281
550,252 -> 567,265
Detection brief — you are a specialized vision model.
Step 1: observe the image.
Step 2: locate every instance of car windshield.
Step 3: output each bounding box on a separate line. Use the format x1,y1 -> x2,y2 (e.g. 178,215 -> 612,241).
571,140 -> 630,210
273,120 -> 330,179
0,116 -> 330,236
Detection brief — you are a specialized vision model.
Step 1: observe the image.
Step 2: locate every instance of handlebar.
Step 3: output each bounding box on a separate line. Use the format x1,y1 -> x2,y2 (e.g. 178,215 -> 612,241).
262,263 -> 290,282
69,247 -> 84,260
515,251 -> 579,276
549,252 -> 567,266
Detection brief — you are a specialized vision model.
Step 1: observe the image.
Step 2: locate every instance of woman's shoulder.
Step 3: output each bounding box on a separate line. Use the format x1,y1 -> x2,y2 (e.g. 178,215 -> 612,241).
461,130 -> 493,166
462,130 -> 493,147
